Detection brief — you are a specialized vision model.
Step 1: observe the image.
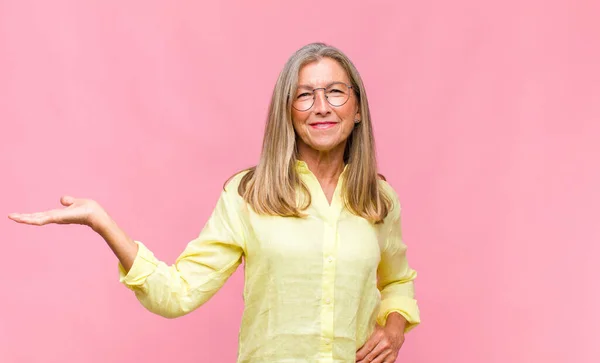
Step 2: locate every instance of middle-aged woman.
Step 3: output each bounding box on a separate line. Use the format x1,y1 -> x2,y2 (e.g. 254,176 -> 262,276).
9,42 -> 421,363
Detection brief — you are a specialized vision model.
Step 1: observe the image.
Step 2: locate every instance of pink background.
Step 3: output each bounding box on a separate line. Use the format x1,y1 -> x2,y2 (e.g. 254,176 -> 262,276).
1,1 -> 599,362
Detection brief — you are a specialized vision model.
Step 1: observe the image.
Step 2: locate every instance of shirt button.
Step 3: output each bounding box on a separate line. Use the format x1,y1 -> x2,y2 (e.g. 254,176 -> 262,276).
327,256 -> 333,263
325,298 -> 331,304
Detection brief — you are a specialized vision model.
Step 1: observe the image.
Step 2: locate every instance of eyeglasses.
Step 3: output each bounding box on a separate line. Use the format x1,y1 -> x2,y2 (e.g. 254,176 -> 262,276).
292,82 -> 354,111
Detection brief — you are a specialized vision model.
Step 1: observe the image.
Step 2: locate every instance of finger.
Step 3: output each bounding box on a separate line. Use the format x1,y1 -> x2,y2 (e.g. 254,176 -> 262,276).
10,208 -> 67,225
363,341 -> 390,363
370,349 -> 393,363
8,213 -> 20,221
60,196 -> 75,207
357,327 -> 386,361
8,212 -> 53,226
8,213 -> 34,223
356,336 -> 379,361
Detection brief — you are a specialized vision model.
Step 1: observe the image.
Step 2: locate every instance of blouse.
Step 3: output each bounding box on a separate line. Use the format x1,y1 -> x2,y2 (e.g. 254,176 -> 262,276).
118,160 -> 420,363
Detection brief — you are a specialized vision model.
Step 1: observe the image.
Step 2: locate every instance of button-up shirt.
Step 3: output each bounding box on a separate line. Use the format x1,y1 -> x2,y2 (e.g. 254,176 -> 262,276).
119,161 -> 420,362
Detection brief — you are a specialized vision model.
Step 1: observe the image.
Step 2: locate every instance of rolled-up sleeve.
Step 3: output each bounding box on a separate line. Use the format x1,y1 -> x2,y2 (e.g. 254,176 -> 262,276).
376,187 -> 421,333
118,181 -> 246,319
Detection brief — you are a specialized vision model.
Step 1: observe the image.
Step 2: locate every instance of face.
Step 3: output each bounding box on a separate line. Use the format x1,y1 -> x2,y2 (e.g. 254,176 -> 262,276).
291,57 -> 360,157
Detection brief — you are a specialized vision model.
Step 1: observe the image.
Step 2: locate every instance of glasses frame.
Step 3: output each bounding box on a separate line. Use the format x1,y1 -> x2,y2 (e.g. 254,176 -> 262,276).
291,82 -> 355,112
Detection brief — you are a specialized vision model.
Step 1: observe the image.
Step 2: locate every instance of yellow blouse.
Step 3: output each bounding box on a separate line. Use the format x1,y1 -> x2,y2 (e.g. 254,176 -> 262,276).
119,161 -> 420,363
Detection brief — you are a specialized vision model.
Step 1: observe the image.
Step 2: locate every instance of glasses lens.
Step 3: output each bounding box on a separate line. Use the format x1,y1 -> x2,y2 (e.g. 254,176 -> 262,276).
326,83 -> 350,107
293,89 -> 314,111
292,83 -> 351,111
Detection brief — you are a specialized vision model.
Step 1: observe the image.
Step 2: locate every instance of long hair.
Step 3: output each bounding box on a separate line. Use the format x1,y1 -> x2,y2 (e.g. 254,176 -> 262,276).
231,42 -> 392,224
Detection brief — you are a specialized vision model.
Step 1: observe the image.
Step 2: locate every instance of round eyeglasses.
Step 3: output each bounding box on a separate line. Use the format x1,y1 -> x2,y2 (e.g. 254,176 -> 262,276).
292,82 -> 354,111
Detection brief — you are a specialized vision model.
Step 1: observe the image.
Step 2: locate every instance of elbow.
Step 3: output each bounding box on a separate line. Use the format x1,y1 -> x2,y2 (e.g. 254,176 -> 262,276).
140,294 -> 205,319
378,269 -> 418,291
145,302 -> 194,319
378,278 -> 416,299
157,309 -> 189,319
133,276 -> 220,319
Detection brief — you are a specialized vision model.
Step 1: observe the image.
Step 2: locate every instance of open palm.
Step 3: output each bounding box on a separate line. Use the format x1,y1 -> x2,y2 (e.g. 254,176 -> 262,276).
8,196 -> 102,227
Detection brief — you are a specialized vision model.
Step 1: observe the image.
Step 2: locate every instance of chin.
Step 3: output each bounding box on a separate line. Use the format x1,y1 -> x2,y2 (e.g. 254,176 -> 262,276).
307,141 -> 340,152
297,132 -> 346,153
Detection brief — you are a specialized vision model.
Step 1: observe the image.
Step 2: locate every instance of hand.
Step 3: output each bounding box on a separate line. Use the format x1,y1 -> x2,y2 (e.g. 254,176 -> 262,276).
356,323 -> 405,363
8,196 -> 107,231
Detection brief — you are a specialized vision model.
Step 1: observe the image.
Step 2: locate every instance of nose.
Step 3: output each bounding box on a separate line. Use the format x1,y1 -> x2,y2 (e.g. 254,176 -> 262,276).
312,89 -> 331,116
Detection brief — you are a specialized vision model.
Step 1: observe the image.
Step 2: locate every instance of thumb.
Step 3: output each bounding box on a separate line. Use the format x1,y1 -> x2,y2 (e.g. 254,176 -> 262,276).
60,195 -> 75,207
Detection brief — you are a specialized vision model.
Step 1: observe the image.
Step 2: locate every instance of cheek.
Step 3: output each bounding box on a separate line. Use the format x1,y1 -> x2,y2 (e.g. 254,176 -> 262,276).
337,105 -> 358,127
339,99 -> 358,120
292,114 -> 315,141
342,121 -> 356,138
291,111 -> 304,130
291,118 -> 305,137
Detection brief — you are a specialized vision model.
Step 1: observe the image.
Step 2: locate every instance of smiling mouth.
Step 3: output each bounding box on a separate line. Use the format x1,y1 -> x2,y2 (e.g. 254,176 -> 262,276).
309,122 -> 338,129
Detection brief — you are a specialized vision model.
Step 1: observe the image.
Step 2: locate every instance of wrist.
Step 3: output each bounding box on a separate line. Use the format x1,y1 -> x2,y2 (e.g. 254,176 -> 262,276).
88,207 -> 112,235
385,312 -> 407,334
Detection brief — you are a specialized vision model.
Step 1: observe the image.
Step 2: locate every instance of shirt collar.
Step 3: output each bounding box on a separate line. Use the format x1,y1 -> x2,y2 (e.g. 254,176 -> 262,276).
295,160 -> 349,176
295,160 -> 311,174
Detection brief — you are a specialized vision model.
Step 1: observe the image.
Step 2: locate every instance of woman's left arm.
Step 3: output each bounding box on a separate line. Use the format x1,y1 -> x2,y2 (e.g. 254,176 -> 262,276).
356,188 -> 420,363
375,200 -> 420,334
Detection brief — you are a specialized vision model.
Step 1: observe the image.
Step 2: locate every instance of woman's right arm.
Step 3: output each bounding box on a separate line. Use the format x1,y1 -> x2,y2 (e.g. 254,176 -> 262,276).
90,208 -> 139,272
9,180 -> 247,318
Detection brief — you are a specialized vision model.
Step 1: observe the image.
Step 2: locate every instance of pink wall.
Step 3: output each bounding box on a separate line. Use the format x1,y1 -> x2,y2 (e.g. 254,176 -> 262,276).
1,1 -> 598,362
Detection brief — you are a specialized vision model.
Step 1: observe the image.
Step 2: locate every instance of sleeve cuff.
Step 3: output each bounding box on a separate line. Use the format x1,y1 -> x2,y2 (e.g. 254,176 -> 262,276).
377,296 -> 421,333
118,241 -> 159,288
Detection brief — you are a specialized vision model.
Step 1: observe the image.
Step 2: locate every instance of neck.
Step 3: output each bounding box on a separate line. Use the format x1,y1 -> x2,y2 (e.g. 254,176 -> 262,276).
297,142 -> 346,184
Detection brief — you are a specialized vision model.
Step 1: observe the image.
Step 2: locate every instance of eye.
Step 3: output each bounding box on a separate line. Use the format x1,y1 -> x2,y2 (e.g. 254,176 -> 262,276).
297,92 -> 312,99
327,85 -> 348,94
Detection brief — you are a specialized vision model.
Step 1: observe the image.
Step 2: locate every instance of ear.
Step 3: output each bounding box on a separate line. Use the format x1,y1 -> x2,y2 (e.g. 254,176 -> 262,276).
354,107 -> 361,123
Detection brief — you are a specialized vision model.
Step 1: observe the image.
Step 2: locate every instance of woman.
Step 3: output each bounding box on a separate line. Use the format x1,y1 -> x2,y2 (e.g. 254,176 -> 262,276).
9,42 -> 420,363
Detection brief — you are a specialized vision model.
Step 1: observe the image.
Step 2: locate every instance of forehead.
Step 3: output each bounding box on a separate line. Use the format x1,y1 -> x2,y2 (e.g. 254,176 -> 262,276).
297,57 -> 350,88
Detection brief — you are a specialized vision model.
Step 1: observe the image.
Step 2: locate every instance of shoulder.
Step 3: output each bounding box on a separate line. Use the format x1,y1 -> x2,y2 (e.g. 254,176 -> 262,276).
377,178 -> 400,205
223,168 -> 252,192
219,168 -> 253,208
377,178 -> 401,220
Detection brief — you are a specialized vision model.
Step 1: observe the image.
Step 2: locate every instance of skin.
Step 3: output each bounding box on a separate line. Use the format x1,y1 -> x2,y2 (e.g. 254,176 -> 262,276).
292,57 -> 360,203
355,312 -> 407,363
8,196 -> 138,271
8,56 -> 408,362
293,58 -> 407,362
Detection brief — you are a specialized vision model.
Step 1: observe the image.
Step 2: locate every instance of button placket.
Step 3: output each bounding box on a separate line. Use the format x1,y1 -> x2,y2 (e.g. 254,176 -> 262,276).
320,219 -> 338,354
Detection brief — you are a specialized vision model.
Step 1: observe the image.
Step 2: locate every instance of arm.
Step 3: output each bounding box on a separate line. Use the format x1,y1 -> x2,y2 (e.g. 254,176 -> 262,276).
91,210 -> 138,272
356,184 -> 421,362
376,188 -> 421,334
8,177 -> 247,319
118,186 -> 245,318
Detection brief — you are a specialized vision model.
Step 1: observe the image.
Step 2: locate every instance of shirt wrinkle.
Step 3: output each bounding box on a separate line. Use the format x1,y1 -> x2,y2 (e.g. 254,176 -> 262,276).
118,160 -> 420,362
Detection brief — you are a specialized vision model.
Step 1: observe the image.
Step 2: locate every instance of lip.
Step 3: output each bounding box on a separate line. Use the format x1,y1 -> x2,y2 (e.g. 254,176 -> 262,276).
309,121 -> 338,129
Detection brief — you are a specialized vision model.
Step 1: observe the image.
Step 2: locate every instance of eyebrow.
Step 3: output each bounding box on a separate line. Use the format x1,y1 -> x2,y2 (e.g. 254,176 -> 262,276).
296,81 -> 346,90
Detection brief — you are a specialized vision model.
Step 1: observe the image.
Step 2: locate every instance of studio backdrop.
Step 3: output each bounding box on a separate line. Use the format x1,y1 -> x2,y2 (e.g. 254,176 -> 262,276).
1,1 -> 598,362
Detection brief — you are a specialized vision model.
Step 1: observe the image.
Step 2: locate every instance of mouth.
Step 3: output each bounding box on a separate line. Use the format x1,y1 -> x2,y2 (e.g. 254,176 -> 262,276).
309,121 -> 338,130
